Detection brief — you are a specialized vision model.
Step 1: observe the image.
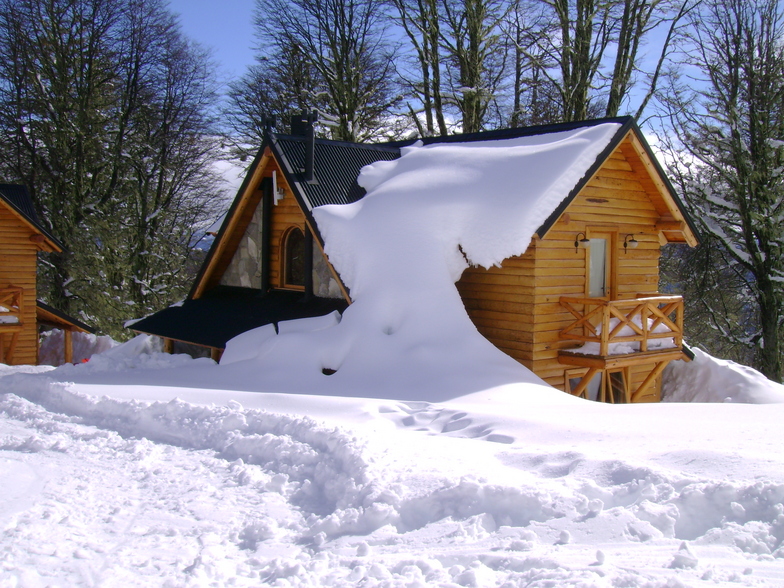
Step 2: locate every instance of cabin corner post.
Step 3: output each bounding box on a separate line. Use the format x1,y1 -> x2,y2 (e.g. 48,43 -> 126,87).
260,177 -> 273,294
63,328 -> 73,364
303,226 -> 314,299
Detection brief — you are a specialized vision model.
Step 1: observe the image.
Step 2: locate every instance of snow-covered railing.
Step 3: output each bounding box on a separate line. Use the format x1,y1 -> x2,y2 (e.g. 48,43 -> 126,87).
559,295 -> 684,356
0,286 -> 23,325
0,285 -> 24,363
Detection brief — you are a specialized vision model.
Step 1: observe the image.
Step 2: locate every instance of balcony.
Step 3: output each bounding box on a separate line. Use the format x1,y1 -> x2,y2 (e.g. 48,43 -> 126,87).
0,285 -> 24,364
559,295 -> 684,356
557,295 -> 686,402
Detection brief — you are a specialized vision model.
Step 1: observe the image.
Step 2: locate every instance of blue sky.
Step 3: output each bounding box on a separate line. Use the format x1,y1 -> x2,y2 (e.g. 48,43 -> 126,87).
167,0 -> 257,81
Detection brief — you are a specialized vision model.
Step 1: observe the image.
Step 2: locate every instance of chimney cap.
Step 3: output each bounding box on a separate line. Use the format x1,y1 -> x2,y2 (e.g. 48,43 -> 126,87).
290,111 -> 318,136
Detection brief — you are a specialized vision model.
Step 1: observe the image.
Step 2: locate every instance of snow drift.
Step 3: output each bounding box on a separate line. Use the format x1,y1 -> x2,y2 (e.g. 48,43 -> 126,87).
217,125 -> 621,401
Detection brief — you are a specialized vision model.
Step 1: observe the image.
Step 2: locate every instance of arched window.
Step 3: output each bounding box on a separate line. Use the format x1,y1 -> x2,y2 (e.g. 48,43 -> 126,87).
282,227 -> 305,288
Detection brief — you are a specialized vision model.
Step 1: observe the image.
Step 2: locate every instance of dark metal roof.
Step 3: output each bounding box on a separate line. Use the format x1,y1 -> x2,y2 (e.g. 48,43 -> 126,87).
390,116 -> 636,147
0,183 -> 63,249
36,301 -> 95,333
131,286 -> 348,349
272,135 -> 400,209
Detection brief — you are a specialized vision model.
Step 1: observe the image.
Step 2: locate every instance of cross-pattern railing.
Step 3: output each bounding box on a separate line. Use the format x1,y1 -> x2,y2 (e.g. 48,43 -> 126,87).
0,285 -> 24,364
559,295 -> 684,356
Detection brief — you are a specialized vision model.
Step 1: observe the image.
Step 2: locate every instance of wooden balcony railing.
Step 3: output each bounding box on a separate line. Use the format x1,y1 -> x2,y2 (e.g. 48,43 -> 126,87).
559,295 -> 684,357
0,285 -> 24,364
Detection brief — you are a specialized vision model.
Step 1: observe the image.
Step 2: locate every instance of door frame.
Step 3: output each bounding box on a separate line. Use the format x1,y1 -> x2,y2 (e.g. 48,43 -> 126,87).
585,228 -> 618,300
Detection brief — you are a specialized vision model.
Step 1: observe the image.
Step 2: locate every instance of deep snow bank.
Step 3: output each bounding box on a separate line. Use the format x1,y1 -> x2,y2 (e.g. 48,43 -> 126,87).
38,328 -> 117,366
2,365 -> 784,586
662,347 -> 784,403
219,125 -> 620,401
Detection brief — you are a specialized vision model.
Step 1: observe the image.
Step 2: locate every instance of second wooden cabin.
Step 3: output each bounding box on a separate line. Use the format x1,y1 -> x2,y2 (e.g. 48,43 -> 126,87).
132,116 -> 698,402
0,184 -> 94,365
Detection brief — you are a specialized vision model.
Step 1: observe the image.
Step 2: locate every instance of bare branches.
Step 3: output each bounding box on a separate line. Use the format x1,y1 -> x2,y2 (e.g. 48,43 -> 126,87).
660,0 -> 784,381
0,0 -> 223,337
248,0 -> 400,142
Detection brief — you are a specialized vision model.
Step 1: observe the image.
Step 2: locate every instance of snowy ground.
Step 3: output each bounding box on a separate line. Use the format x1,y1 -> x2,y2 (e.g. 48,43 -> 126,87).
2,341 -> 784,587
4,129 -> 784,586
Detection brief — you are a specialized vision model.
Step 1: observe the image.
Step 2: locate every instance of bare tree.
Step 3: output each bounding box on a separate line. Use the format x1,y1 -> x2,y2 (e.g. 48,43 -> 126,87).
520,0 -> 693,122
225,42 -> 324,158
501,0 -> 562,126
389,0 -> 449,136
662,0 -> 784,381
252,0 -> 400,142
439,0 -> 509,133
0,0 -> 223,337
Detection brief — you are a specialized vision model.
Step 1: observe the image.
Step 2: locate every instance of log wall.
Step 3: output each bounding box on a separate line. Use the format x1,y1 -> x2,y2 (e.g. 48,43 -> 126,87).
0,205 -> 39,365
456,139 -> 670,402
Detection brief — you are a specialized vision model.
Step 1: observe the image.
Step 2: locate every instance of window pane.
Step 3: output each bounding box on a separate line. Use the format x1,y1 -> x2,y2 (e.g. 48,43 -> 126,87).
285,229 -> 305,286
589,238 -> 607,297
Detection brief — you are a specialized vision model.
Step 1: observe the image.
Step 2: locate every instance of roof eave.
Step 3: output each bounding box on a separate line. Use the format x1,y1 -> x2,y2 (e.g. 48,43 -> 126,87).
0,195 -> 63,252
534,118 -> 700,247
36,301 -> 94,333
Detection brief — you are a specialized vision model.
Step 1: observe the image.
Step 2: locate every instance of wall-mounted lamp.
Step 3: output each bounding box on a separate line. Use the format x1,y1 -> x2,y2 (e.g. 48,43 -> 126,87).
574,232 -> 591,253
623,234 -> 638,253
272,170 -> 285,204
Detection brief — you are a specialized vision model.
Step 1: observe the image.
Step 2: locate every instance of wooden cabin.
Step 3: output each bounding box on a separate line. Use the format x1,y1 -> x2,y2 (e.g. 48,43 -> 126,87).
0,184 -> 93,365
132,117 -> 698,402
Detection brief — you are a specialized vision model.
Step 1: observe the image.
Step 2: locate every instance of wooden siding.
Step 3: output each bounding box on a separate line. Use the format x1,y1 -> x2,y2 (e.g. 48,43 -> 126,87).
0,204 -> 39,365
531,141 -> 662,394
457,250 -> 538,371
457,139 -> 674,402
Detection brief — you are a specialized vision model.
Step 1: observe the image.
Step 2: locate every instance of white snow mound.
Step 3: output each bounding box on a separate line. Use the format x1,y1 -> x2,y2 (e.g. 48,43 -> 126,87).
218,125 -> 620,401
663,347 -> 784,403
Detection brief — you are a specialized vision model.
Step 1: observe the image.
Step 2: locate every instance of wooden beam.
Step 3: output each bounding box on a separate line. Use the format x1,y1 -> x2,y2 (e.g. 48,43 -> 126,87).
655,220 -> 687,232
64,328 -> 73,364
569,367 -> 600,399
631,360 -> 670,402
558,348 -> 687,369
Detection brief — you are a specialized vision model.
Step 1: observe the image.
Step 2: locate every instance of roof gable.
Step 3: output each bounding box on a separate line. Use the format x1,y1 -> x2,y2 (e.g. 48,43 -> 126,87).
191,117 -> 697,299
534,121 -> 698,246
0,184 -> 62,252
190,134 -> 401,298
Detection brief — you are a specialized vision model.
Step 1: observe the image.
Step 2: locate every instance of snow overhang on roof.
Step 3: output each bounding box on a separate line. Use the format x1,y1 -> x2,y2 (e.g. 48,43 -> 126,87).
189,117 -> 698,303
317,119 -> 630,271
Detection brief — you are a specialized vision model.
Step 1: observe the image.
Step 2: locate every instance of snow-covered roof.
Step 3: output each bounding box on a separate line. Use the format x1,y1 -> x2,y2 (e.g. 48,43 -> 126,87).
262,116 -> 696,256
318,121 -> 624,277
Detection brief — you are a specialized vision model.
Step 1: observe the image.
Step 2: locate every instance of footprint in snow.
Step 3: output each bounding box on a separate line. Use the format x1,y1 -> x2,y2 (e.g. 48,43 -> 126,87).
380,402 -> 514,444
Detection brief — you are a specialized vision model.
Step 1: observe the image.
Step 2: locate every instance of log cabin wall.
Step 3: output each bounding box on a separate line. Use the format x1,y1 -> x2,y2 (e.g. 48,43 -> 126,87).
456,250 -> 537,371
0,205 -> 39,365
457,139 -> 670,402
